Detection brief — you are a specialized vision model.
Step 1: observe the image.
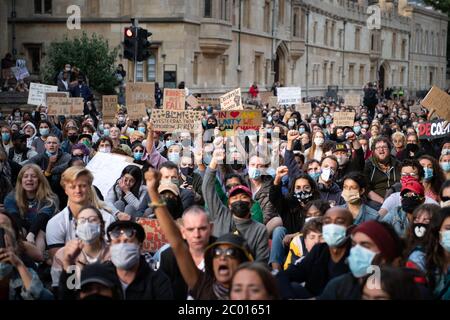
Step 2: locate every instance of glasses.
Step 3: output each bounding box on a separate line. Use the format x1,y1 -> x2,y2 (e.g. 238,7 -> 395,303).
108,228 -> 136,240
375,146 -> 389,151
77,216 -> 99,224
401,173 -> 418,177
213,247 -> 238,259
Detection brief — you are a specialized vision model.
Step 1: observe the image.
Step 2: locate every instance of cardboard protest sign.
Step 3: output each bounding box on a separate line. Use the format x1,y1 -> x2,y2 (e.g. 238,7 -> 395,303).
220,88 -> 243,110
333,112 -> 355,127
197,97 -> 220,106
260,92 -> 273,106
420,86 -> 450,120
344,94 -> 361,107
186,95 -> 199,108
277,87 -> 301,105
295,102 -> 312,116
102,95 -> 118,117
46,92 -> 69,106
418,120 -> 450,140
86,152 -> 140,198
269,96 -> 278,108
136,218 -> 168,253
46,97 -> 84,116
150,110 -> 203,133
126,82 -> 155,108
27,83 -> 58,106
163,89 -> 186,110
217,110 -> 262,135
127,103 -> 147,120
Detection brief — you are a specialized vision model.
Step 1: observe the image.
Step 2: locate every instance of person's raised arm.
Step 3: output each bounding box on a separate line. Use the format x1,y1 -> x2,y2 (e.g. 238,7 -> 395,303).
145,169 -> 200,289
146,122 -> 155,154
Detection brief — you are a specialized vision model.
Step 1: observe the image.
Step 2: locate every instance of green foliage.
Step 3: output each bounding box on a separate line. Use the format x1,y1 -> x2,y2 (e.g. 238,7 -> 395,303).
41,32 -> 120,94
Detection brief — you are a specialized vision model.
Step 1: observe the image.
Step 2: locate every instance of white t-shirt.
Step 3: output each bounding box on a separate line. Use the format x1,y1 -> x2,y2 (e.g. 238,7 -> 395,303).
381,192 -> 438,212
46,206 -> 116,249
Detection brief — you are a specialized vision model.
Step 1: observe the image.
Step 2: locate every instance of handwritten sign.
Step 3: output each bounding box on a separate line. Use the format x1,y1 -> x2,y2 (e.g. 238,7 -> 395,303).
260,92 -> 273,106
295,102 -> 312,115
197,97 -> 220,106
344,94 -> 361,107
27,83 -> 58,106
126,82 -> 155,108
150,110 -> 203,133
102,95 -> 118,117
220,88 -> 243,110
163,89 -> 186,110
277,87 -> 301,105
186,95 -> 199,108
46,97 -> 84,116
127,103 -> 147,120
333,112 -> 355,127
137,218 -> 168,253
421,86 -> 450,120
418,120 -> 450,140
217,110 -> 262,135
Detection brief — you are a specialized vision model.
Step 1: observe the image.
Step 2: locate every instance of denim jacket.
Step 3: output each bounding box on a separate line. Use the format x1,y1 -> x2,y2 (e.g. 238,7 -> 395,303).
381,206 -> 410,238
9,267 -> 54,300
340,203 -> 380,225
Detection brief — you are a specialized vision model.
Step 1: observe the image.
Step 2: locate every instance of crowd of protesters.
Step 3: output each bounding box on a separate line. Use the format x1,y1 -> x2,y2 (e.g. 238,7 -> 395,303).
0,77 -> 449,301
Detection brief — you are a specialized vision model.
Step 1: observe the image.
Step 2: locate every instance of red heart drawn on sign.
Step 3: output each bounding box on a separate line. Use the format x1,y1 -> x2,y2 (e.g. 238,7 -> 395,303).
230,111 -> 240,118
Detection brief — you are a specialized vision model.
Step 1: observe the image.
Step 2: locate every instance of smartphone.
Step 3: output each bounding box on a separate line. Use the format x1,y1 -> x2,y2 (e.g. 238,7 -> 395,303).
0,227 -> 5,249
186,176 -> 194,186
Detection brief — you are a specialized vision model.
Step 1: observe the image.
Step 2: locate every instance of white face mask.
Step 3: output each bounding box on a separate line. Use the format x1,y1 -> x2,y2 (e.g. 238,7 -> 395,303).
110,243 -> 140,270
98,147 -> 111,153
76,222 -> 101,243
314,137 -> 324,146
321,167 -> 334,182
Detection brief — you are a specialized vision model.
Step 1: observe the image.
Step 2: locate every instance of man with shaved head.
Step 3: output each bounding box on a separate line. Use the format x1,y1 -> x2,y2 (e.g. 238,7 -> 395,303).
276,207 -> 354,299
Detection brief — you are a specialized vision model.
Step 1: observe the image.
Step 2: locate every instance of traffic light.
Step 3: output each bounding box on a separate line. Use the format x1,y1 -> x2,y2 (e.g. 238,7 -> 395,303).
137,28 -> 152,62
123,27 -> 137,61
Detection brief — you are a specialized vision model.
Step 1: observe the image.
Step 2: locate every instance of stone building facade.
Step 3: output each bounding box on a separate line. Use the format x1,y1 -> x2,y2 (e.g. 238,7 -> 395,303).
1,0 -> 448,97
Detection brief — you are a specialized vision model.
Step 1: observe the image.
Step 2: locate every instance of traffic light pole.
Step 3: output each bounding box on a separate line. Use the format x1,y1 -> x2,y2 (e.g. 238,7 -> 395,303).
132,18 -> 139,83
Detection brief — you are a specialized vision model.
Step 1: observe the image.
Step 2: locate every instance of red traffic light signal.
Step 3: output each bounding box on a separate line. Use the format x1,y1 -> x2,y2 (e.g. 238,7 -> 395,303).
123,27 -> 137,61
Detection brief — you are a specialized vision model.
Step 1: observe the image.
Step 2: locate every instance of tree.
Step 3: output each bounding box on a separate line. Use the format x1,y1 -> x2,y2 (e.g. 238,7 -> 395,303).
41,32 -> 120,94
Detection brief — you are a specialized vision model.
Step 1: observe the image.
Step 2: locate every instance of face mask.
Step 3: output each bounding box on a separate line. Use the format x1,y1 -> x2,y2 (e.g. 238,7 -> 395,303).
82,140 -> 91,148
440,230 -> 450,252
98,147 -> 111,153
39,128 -> 50,136
401,115 -> 408,120
423,167 -> 433,180
294,191 -> 313,204
76,222 -> 101,243
133,152 -> 143,161
230,200 -> 251,218
68,135 -> 78,143
103,129 -> 110,136
168,152 -> 180,164
362,124 -> 369,129
442,149 -> 450,155
401,196 -> 422,213
288,120 -> 296,128
299,128 -> 306,134
110,243 -> 140,270
267,116 -> 273,122
0,262 -> 14,280
342,189 -> 361,204
45,150 -> 57,157
336,156 -> 349,166
413,223 -> 427,238
127,128 -> 135,135
326,118 -> 332,125
353,126 -> 361,134
138,127 -> 146,134
322,223 -> 347,247
320,168 -> 334,182
440,162 -> 450,172
248,167 -> 262,180
1,133 -> 10,141
180,166 -> 194,177
377,114 -> 383,119
314,137 -> 324,146
165,140 -> 175,149
361,116 -> 367,121
319,119 -> 324,126
347,244 -> 376,278
406,143 -> 419,153
309,172 -> 321,181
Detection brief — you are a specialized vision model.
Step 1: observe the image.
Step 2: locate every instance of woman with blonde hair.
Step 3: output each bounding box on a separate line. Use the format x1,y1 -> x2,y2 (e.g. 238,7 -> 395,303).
304,131 -> 325,162
391,131 -> 406,159
4,164 -> 59,253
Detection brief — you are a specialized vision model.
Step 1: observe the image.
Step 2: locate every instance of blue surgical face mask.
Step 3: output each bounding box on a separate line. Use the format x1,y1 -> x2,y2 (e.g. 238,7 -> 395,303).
134,151 -> 143,161
39,128 -> 50,136
248,167 -> 262,180
110,243 -> 140,270
322,223 -> 347,247
353,126 -> 361,134
440,162 -> 450,172
1,132 -> 10,141
103,129 -> 110,136
46,150 -> 57,157
309,172 -> 321,181
440,230 -> 450,252
347,244 -> 377,278
423,167 -> 433,180
168,152 -> 180,164
76,222 -> 101,244
299,127 -> 306,134
165,140 -> 175,149
98,125 -> 104,131
138,127 -> 146,134
326,118 -> 332,124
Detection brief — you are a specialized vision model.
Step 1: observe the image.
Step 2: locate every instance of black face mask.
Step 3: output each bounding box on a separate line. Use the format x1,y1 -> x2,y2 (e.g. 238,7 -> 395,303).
180,166 -> 194,177
413,223 -> 427,238
206,123 -> 216,129
401,197 -> 422,213
68,135 -> 78,143
230,200 -> 251,218
406,143 -> 419,154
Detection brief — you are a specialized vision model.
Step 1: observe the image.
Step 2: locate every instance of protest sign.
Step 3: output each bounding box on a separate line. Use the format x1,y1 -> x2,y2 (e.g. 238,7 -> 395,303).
126,82 -> 155,108
86,152 -> 140,198
333,112 -> 356,127
186,95 -> 199,108
11,59 -> 30,81
197,97 -> 220,106
220,88 -> 243,110
102,95 -> 118,116
277,87 -> 301,105
46,97 -> 84,116
27,83 -> 58,106
295,102 -> 312,116
260,92 -> 273,106
136,218 -> 169,253
150,110 -> 203,133
45,92 -> 69,107
344,94 -> 361,107
410,104 -> 422,115
163,89 -> 186,110
127,103 -> 147,120
217,110 -> 262,135
420,86 -> 450,120
418,120 -> 450,140
269,96 -> 278,108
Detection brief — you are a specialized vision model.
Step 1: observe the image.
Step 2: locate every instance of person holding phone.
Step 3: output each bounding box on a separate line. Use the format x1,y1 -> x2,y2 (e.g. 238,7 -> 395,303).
179,154 -> 204,205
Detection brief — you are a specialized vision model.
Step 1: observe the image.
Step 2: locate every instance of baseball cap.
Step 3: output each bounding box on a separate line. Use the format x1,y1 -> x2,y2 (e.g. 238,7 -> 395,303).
332,143 -> 349,154
80,263 -> 117,289
228,185 -> 252,198
106,220 -> 146,243
158,181 -> 180,197
401,177 -> 424,196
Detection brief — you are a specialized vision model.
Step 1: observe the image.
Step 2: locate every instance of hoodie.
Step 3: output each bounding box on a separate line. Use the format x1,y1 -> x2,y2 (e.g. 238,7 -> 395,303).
363,156 -> 401,198
22,121 -> 37,148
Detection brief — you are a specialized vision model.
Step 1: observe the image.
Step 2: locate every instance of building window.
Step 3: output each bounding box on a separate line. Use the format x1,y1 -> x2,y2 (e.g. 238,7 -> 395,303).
243,0 -> 251,29
300,10 -> 306,39
147,54 -> 156,82
193,54 -> 199,85
359,65 -> 365,85
355,27 -> 361,51
401,39 -> 407,60
313,22 -> 318,44
338,29 -> 343,49
279,0 -> 285,25
221,56 -> 228,85
424,31 -> 428,54
264,1 -> 271,33
34,0 -> 52,14
221,0 -> 229,20
392,32 -> 397,58
254,54 -> 262,84
293,11 -> 298,37
348,64 -> 355,86
322,62 -> 328,85
204,0 -> 212,18
324,20 -> 329,46
136,62 -> 144,82
329,62 -> 334,84
330,22 -> 335,47
400,67 -> 405,85
26,45 -> 42,74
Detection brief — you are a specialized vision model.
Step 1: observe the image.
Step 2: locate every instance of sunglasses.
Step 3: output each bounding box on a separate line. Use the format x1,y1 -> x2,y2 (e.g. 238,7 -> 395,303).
212,247 -> 239,259
108,228 -> 136,240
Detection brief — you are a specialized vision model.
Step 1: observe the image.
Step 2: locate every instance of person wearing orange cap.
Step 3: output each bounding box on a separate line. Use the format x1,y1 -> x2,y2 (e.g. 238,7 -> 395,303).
382,176 -> 426,238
